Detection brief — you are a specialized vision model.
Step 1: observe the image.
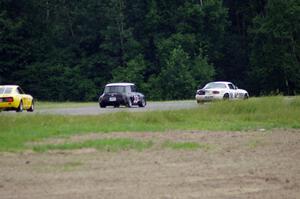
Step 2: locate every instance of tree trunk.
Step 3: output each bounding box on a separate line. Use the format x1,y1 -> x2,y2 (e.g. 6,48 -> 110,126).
199,0 -> 203,6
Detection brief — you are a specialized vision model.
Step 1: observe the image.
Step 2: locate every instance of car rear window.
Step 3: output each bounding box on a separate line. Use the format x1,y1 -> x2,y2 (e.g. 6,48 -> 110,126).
205,83 -> 226,89
0,87 -> 13,94
104,86 -> 126,93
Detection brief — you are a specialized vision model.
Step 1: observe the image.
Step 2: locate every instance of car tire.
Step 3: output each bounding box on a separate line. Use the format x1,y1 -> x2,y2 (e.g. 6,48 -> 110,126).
16,101 -> 23,112
27,100 -> 34,112
99,103 -> 106,108
138,98 -> 146,107
197,100 -> 204,104
127,98 -> 132,108
244,93 -> 249,100
223,93 -> 229,100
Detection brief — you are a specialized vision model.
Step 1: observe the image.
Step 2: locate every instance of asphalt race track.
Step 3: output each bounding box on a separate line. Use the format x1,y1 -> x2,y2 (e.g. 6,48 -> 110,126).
34,100 -> 198,115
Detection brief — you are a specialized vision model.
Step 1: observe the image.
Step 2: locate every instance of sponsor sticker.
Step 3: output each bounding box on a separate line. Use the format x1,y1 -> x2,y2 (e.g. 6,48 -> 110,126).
109,97 -> 116,102
133,95 -> 139,103
204,96 -> 213,100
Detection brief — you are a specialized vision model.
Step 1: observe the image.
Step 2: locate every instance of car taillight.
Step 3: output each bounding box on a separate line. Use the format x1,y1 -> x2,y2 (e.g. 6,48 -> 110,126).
212,91 -> 220,94
5,97 -> 14,102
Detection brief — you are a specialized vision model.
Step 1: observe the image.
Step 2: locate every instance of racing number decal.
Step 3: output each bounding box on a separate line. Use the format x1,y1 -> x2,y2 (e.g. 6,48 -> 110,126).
133,95 -> 139,104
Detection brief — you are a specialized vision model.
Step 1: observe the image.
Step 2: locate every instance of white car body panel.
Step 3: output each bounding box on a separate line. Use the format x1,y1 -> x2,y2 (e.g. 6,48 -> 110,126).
195,81 -> 248,103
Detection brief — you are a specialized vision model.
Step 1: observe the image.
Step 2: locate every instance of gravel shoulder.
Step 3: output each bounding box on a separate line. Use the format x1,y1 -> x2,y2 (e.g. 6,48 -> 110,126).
1,129 -> 299,199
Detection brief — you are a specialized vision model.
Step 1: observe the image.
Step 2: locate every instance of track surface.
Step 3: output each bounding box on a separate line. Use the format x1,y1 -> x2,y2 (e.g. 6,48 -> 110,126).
36,101 -> 199,115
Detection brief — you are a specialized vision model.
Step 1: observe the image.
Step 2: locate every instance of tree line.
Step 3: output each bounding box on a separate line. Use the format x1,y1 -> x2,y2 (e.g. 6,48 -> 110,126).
0,0 -> 299,101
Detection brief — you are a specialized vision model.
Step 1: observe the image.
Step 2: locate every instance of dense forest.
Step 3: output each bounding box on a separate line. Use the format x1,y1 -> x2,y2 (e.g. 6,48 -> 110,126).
0,0 -> 299,101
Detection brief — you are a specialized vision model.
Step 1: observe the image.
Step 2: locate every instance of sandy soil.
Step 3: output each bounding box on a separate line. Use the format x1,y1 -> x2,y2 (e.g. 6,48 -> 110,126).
1,129 -> 300,199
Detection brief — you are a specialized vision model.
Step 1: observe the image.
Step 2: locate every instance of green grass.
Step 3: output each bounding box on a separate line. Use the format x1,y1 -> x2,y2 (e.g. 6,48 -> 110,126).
162,141 -> 212,150
33,138 -> 153,152
0,96 -> 300,152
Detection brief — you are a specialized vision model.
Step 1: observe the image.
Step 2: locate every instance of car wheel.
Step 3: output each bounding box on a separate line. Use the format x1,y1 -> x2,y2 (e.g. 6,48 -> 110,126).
223,93 -> 229,100
99,103 -> 106,108
27,100 -> 34,112
244,93 -> 249,100
127,98 -> 132,108
138,98 -> 146,107
16,101 -> 23,112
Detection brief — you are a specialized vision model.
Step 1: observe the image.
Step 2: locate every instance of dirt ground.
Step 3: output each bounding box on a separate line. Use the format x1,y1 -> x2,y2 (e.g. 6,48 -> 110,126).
1,129 -> 299,199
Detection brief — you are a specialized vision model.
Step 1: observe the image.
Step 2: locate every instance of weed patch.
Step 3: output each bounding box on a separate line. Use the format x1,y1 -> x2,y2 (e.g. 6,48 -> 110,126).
33,138 -> 153,152
162,141 -> 212,151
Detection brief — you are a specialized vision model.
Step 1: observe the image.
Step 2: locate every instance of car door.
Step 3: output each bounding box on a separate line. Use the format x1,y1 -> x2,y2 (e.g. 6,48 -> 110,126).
130,85 -> 140,104
232,85 -> 244,99
17,87 -> 29,108
227,83 -> 237,99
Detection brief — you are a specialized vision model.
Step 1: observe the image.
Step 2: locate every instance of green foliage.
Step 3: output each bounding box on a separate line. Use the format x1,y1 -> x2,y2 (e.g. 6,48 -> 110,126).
0,0 -> 299,99
192,52 -> 215,88
112,54 -> 147,91
157,47 -> 195,100
250,0 -> 300,95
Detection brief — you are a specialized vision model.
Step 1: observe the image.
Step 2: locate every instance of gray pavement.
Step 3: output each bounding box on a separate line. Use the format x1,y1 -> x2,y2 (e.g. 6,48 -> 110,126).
34,100 -> 199,115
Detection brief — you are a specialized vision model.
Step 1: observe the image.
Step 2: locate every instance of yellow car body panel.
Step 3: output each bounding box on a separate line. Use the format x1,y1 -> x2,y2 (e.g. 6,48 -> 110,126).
0,85 -> 34,111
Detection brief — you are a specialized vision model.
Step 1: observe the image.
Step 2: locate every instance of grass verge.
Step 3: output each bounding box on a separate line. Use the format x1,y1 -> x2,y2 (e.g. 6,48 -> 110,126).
0,96 -> 299,152
162,141 -> 212,150
33,138 -> 153,152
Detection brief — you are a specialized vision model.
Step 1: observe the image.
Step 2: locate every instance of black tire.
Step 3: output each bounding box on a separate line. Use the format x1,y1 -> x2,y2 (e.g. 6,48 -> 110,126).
16,101 -> 23,112
138,98 -> 146,107
99,103 -> 106,108
223,93 -> 229,100
197,100 -> 204,104
27,100 -> 34,112
244,93 -> 249,100
126,98 -> 132,108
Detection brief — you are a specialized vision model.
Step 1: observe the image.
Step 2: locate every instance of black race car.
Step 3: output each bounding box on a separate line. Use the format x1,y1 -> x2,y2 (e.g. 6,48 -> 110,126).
98,83 -> 146,108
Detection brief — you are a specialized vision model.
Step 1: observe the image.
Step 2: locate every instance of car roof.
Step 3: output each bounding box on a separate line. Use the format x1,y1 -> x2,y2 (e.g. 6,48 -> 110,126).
0,85 -> 19,88
105,83 -> 135,87
207,81 -> 232,84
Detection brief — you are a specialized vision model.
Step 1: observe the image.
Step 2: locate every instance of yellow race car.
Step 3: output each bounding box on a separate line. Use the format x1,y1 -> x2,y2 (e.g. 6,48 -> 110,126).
0,85 -> 34,112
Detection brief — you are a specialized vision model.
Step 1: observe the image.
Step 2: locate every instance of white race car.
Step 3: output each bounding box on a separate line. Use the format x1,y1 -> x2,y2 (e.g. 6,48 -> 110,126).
195,81 -> 249,103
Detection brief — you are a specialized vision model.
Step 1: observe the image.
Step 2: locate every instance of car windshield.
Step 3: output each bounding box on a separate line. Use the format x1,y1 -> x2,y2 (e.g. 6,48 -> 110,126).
104,86 -> 126,93
204,83 -> 227,89
0,87 -> 13,94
